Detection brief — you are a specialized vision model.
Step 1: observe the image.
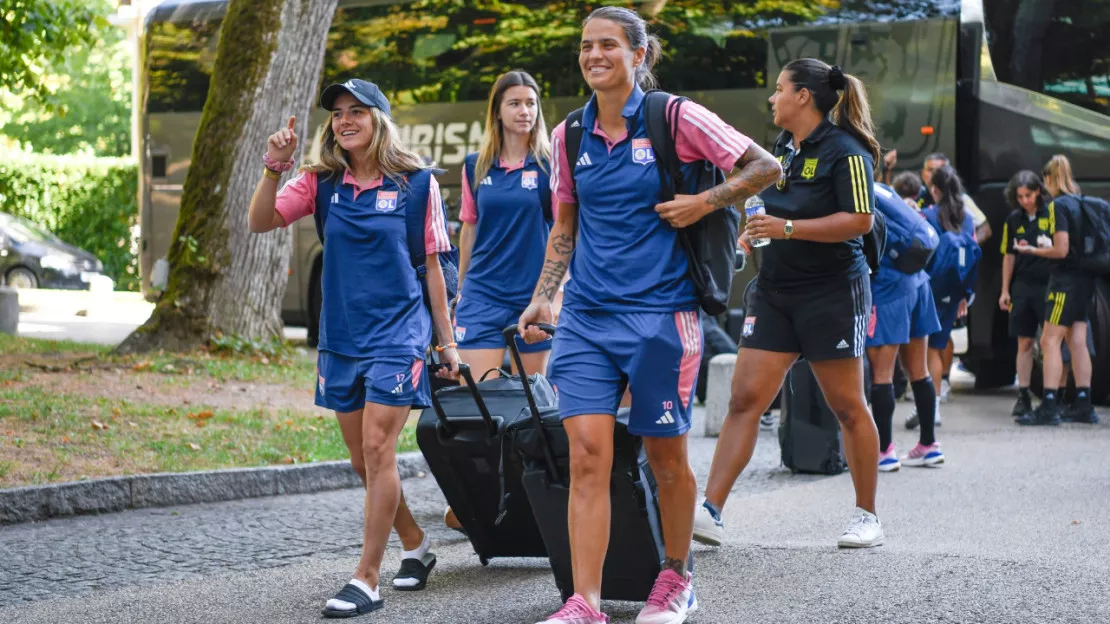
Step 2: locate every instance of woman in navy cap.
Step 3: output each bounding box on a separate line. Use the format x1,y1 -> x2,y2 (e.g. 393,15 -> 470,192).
249,78 -> 459,618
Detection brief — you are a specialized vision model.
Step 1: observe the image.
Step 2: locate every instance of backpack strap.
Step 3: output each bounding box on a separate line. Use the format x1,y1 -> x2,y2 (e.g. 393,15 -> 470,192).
564,108 -> 586,202
463,152 -> 479,207
313,173 -> 338,243
643,90 -> 683,201
403,169 -> 438,276
536,163 -> 553,224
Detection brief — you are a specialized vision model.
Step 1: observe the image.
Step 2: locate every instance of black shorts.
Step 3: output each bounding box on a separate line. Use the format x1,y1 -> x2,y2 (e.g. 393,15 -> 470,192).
740,274 -> 871,361
1045,272 -> 1096,328
1009,290 -> 1046,338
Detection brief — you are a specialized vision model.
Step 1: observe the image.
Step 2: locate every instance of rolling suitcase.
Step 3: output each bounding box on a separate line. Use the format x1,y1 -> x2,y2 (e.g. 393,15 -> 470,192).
502,324 -> 671,602
779,359 -> 871,474
417,362 -> 556,565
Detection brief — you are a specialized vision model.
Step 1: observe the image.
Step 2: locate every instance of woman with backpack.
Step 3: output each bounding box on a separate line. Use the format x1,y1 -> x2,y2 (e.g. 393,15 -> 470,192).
695,59 -> 886,550
443,70 -> 554,532
998,171 -> 1057,421
1018,155 -> 1099,425
248,79 -> 460,618
866,183 -> 943,471
918,165 -> 980,429
517,7 -> 781,623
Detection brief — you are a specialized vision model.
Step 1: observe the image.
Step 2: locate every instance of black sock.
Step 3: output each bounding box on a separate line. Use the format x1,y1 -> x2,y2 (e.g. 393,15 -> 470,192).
1019,387 -> 1032,402
912,378 -> 937,446
942,374 -> 949,383
1076,387 -> 1091,405
1043,389 -> 1058,407
870,383 -> 895,452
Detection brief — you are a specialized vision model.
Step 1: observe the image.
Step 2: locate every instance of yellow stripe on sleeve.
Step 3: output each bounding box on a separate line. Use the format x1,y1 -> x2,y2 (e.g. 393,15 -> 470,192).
848,155 -> 863,213
1049,201 -> 1056,234
1000,222 -> 1009,255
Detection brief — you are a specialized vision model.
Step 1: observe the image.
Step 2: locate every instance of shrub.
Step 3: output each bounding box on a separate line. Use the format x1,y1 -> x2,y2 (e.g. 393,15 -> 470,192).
0,150 -> 139,291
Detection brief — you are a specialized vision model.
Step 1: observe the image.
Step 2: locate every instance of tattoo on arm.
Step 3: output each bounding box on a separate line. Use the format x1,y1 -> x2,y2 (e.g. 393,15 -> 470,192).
705,143 -> 782,209
535,232 -> 574,301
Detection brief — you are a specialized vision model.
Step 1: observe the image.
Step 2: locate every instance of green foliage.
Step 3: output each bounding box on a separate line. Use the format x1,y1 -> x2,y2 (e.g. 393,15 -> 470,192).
0,0 -> 109,107
0,149 -> 139,290
209,334 -> 294,360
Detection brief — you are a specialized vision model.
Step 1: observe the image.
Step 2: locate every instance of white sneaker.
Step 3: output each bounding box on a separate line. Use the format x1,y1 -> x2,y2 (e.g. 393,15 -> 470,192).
692,499 -> 724,546
940,378 -> 951,403
837,507 -> 884,548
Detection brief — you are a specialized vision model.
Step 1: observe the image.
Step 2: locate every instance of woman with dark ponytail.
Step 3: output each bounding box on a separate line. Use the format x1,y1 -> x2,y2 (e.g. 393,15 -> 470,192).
918,165 -> 979,429
694,58 -> 886,551
518,6 -> 781,624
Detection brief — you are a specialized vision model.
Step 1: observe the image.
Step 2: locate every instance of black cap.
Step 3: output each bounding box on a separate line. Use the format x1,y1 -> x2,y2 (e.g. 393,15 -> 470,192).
320,79 -> 391,117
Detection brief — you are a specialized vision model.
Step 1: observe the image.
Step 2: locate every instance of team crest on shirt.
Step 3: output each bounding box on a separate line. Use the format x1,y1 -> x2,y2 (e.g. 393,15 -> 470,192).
454,326 -> 467,341
1038,218 -> 1049,231
801,158 -> 819,180
375,191 -> 399,213
521,170 -> 538,190
742,316 -> 756,337
631,138 -> 655,165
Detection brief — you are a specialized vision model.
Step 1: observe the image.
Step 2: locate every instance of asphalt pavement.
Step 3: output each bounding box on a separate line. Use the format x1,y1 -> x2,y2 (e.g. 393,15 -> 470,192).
1,380 -> 1107,623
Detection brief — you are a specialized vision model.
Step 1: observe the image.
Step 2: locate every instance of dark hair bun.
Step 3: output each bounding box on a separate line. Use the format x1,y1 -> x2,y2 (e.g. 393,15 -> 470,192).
828,65 -> 846,91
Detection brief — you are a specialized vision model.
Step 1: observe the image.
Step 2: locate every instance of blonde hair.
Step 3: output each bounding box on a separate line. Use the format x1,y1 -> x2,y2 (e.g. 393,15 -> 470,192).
1043,154 -> 1081,196
474,70 -> 551,183
302,107 -> 427,186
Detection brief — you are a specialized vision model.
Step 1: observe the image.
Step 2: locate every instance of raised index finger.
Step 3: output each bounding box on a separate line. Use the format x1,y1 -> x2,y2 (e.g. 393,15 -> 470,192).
287,115 -> 296,130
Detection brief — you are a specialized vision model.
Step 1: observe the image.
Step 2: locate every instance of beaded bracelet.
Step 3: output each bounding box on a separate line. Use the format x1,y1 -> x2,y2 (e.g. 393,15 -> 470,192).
263,152 -> 295,172
434,342 -> 458,352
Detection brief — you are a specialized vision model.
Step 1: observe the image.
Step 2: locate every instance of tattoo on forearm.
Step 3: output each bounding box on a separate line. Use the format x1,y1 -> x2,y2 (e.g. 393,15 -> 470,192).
663,557 -> 686,577
534,233 -> 574,301
705,145 -> 782,209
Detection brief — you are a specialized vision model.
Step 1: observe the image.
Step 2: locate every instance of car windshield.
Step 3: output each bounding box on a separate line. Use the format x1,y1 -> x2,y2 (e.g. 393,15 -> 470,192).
0,213 -> 62,245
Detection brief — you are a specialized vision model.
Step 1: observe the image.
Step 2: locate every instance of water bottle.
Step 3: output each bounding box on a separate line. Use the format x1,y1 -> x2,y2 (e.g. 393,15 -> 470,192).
745,196 -> 770,248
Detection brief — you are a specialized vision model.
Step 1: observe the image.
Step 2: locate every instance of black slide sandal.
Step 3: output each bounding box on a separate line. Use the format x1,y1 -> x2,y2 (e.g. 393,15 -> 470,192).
321,583 -> 383,618
392,553 -> 437,591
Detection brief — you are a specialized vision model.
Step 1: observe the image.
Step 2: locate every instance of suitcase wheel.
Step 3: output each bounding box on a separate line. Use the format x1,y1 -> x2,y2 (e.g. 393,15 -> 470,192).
479,556 -> 489,567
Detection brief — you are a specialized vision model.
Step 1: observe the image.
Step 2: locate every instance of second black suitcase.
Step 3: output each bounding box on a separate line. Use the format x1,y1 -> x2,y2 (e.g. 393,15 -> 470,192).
502,324 -> 668,602
779,359 -> 871,475
417,362 -> 556,564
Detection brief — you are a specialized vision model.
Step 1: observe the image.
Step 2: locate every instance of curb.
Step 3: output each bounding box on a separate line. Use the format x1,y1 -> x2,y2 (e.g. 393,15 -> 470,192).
0,452 -> 428,525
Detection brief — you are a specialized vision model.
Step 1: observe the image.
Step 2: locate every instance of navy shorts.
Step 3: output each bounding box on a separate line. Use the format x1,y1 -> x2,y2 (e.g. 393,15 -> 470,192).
454,296 -> 551,353
740,275 -> 871,360
867,280 -> 942,347
548,308 -> 702,438
315,351 -> 431,413
928,292 -> 963,350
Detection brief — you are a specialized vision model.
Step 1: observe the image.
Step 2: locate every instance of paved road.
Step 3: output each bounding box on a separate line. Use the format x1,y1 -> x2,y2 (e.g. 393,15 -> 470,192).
1,385 -> 1108,623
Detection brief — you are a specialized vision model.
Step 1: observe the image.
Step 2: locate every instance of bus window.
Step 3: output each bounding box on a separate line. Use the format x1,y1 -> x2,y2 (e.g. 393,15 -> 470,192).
984,0 -> 1110,116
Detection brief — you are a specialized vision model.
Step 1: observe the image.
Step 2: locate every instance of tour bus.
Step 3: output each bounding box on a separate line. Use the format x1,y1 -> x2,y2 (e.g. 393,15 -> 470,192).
139,0 -> 1110,398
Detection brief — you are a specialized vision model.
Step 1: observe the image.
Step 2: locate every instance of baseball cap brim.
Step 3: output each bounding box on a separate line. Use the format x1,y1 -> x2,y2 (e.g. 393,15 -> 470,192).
320,83 -> 369,111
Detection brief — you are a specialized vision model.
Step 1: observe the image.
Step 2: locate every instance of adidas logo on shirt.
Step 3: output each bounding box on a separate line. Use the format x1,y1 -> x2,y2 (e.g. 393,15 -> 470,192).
656,410 -> 676,425
576,153 -> 593,168
836,339 -> 850,350
480,176 -> 493,186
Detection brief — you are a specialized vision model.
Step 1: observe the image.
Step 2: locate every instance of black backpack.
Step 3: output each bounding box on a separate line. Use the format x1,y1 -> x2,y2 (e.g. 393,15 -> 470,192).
563,91 -> 739,316
1073,195 -> 1110,274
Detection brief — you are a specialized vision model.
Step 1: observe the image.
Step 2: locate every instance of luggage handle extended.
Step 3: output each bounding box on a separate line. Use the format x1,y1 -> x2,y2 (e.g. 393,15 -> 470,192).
427,362 -> 498,437
502,323 -> 560,483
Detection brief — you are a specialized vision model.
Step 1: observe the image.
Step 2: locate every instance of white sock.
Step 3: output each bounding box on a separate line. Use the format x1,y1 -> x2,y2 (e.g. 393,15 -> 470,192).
402,531 -> 430,561
325,578 -> 378,611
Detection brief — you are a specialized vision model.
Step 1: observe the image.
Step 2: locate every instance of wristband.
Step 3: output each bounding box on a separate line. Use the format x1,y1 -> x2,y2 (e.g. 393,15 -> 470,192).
263,152 -> 295,172
737,238 -> 752,255
262,167 -> 281,181
434,342 -> 458,352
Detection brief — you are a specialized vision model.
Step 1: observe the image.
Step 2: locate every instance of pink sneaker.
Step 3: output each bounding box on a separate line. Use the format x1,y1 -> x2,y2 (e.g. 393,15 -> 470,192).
878,443 -> 901,472
635,569 -> 697,624
902,442 -> 944,467
536,593 -> 609,624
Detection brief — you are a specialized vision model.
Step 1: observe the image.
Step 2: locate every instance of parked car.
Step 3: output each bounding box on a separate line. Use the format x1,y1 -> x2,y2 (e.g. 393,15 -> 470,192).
0,212 -> 110,291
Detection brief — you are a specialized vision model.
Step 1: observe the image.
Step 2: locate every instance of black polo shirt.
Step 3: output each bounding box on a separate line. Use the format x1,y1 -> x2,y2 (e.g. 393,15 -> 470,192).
1000,203 -> 1056,295
760,119 -> 874,291
1049,194 -> 1089,275
915,185 -> 931,208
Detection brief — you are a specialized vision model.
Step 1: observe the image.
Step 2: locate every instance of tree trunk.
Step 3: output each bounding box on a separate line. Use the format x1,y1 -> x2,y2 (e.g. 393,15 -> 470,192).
118,0 -> 338,354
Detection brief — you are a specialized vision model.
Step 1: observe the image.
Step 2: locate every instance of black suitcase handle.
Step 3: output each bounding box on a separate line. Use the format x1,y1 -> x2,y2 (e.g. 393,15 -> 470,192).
427,362 -> 497,437
502,323 -> 560,482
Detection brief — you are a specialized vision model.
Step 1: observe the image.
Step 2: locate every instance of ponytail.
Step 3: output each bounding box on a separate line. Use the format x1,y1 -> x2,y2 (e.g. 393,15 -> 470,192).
784,58 -> 881,163
931,165 -> 966,234
584,6 -> 661,90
